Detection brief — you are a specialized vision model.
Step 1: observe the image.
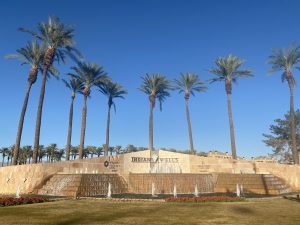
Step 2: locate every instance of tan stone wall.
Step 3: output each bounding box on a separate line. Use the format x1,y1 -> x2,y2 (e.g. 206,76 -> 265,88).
0,156 -> 122,195
0,150 -> 299,195
189,154 -> 300,191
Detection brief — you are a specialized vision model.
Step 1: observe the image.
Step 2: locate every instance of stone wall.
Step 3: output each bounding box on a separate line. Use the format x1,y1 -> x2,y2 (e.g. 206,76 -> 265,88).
0,150 -> 299,195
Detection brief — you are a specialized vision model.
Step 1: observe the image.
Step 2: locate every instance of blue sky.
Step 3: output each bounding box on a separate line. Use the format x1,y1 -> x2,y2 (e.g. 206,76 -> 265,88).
0,0 -> 300,158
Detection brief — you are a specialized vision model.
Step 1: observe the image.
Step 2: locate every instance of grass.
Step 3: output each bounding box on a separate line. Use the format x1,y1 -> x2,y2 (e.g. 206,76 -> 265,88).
0,198 -> 299,225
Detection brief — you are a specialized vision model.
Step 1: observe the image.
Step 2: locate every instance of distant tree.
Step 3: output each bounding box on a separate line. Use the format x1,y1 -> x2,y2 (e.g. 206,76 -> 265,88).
98,81 -> 127,156
139,73 -> 174,151
97,147 -> 103,157
86,146 -> 97,158
68,62 -> 108,158
174,73 -> 207,154
114,146 -> 122,155
20,16 -> 80,163
38,145 -> 45,162
125,144 -> 137,153
0,148 -> 9,167
263,110 -> 300,163
63,76 -> 84,160
209,55 -> 253,159
22,145 -> 32,164
46,144 -> 58,162
70,146 -> 79,160
268,44 -> 300,164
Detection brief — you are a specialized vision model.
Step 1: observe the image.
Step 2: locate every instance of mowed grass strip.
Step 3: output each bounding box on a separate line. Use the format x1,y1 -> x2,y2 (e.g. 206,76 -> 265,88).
0,198 -> 299,225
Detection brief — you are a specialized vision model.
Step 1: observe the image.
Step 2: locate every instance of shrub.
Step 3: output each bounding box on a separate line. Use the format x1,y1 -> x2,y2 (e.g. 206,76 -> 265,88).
0,196 -> 50,207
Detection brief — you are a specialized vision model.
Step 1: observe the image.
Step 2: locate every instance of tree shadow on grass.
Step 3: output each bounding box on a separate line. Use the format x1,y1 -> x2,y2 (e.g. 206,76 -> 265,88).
231,206 -> 255,214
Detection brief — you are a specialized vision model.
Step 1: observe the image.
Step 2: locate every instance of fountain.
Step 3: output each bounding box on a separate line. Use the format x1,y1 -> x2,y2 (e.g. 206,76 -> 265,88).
92,170 -> 95,174
240,185 -> 244,197
151,183 -> 156,197
75,169 -> 78,174
173,184 -> 177,198
80,169 -> 83,174
85,168 -> 88,174
107,183 -> 112,198
194,184 -> 199,197
16,185 -> 21,198
236,184 -> 240,197
96,170 -> 99,174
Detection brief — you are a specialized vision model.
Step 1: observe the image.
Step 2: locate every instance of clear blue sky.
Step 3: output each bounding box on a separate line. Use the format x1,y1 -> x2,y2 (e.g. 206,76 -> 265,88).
0,0 -> 300,158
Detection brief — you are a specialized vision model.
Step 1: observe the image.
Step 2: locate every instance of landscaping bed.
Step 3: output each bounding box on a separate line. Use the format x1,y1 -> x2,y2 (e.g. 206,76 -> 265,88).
0,196 -> 50,207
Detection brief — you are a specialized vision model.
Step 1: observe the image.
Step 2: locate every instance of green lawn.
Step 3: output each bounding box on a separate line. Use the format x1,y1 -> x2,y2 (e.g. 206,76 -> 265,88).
0,198 -> 299,225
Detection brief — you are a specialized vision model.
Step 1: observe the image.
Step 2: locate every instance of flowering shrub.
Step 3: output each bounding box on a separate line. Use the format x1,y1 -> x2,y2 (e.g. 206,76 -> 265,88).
0,196 -> 50,207
165,196 -> 243,202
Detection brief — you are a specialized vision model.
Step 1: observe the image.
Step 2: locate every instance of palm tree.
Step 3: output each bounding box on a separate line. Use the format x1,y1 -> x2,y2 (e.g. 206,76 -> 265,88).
86,146 -> 97,158
22,146 -> 32,164
98,81 -> 127,156
96,146 -> 103,158
70,146 -> 79,160
38,145 -> 45,162
63,77 -> 84,160
174,73 -> 207,154
46,144 -> 59,162
0,148 -> 8,167
114,145 -> 122,155
68,62 -> 108,158
20,16 -> 80,164
209,55 -> 253,159
6,41 -> 57,165
268,44 -> 300,164
139,73 -> 174,152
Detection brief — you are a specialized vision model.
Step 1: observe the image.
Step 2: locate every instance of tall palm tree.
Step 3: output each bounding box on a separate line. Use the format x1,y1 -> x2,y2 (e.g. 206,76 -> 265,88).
68,62 -> 108,158
20,16 -> 80,163
268,44 -> 300,164
209,55 -> 253,159
63,77 -> 84,160
174,73 -> 207,154
98,81 -> 127,156
6,41 -> 57,165
139,73 -> 174,152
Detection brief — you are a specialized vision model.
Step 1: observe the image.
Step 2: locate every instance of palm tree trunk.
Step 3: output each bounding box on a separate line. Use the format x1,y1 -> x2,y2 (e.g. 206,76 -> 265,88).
12,81 -> 33,165
287,78 -> 299,164
66,96 -> 75,161
32,68 -> 48,163
2,156 -> 4,167
79,95 -> 87,159
105,106 -> 111,156
185,98 -> 195,154
226,92 -> 237,159
149,100 -> 154,151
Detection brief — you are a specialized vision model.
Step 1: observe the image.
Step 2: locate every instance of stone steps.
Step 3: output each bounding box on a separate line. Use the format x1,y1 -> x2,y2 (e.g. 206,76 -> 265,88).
38,174 -> 128,197
214,174 -> 290,195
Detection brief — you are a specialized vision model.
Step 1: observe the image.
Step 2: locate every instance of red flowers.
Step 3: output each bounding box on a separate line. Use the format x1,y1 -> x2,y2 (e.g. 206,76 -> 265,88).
165,196 -> 243,202
0,196 -> 49,207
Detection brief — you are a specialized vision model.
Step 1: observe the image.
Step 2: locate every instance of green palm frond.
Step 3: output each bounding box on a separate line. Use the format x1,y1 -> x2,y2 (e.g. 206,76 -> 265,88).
63,76 -> 84,95
6,40 -> 45,67
174,73 -> 207,96
5,40 -> 59,77
69,61 -> 109,96
139,73 -> 174,111
98,80 -> 127,112
268,43 -> 300,84
209,54 -> 253,83
19,16 -> 81,64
